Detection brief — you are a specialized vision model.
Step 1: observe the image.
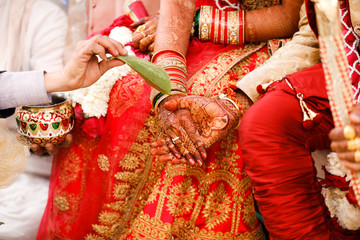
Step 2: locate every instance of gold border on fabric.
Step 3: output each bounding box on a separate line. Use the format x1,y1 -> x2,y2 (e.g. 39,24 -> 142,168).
187,43 -> 267,97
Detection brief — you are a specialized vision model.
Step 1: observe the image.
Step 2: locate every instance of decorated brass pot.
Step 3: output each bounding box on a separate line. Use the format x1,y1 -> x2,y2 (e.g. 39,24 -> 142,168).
16,93 -> 74,147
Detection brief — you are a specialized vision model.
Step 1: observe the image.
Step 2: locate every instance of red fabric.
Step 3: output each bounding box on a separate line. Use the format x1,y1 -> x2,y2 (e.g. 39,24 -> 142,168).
240,64 -> 360,239
36,73 -> 153,239
128,0 -> 149,21
88,14 -> 134,38
320,166 -> 350,191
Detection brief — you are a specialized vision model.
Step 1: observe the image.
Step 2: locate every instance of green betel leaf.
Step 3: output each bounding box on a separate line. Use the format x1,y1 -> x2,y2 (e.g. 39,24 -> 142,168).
113,55 -> 171,94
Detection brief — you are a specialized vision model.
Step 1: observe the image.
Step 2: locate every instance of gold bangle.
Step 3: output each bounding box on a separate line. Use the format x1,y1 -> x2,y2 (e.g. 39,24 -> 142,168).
199,5 -> 212,41
156,58 -> 187,71
136,24 -> 146,32
219,93 -> 242,128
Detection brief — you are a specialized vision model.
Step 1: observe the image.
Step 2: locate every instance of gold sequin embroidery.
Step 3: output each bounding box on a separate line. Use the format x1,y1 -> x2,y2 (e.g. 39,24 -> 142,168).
54,196 -> 70,212
97,154 -> 110,172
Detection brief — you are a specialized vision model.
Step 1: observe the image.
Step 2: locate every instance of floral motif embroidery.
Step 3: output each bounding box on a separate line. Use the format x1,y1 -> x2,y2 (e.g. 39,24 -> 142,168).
54,196 -> 70,212
97,154 -> 110,172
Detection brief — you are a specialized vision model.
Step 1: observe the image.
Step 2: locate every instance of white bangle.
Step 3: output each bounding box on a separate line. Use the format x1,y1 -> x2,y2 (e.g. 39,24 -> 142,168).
219,93 -> 240,113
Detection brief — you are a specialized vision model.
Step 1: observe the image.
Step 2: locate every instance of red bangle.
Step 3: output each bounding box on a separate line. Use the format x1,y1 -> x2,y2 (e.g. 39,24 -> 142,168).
199,6 -> 244,45
149,50 -> 188,109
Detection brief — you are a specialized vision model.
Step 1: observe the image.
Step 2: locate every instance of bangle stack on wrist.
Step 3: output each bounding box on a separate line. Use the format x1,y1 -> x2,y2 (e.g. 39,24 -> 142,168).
150,50 -> 188,112
198,5 -> 245,45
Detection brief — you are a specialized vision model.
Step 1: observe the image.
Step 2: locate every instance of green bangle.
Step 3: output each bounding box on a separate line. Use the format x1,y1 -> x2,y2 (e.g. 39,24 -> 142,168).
191,8 -> 200,38
152,93 -> 164,107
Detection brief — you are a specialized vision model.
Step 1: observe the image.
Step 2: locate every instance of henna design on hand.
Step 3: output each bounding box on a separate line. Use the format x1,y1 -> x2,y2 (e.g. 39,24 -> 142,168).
156,95 -> 241,166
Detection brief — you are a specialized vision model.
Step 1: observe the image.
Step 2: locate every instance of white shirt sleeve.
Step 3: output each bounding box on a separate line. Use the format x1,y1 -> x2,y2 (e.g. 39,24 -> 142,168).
0,71 -> 51,109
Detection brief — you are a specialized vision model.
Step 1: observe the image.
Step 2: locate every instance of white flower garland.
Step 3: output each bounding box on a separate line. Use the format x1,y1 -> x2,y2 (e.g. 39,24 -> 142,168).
70,26 -> 135,118
322,152 -> 360,230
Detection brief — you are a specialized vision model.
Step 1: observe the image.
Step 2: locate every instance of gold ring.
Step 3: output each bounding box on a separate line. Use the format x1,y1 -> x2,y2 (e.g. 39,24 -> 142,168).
344,125 -> 356,140
140,32 -> 147,38
348,139 -> 357,151
355,150 -> 360,163
136,24 -> 146,32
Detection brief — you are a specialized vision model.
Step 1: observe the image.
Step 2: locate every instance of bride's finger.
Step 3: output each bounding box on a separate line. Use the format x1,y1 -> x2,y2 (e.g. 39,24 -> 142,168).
166,128 -> 198,166
177,126 -> 203,166
164,135 -> 181,159
150,144 -> 170,156
158,153 -> 174,163
182,117 -> 207,159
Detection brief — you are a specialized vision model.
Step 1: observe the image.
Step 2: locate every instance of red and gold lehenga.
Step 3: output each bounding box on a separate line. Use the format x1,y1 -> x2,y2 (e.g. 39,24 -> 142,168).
37,1 -> 284,239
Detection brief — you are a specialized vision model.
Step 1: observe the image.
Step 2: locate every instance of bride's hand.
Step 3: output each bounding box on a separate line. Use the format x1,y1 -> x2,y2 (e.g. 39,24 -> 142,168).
158,95 -> 205,166
164,95 -> 241,154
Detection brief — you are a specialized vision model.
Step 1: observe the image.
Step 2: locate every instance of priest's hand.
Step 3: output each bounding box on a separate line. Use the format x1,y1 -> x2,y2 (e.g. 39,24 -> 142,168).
44,35 -> 127,93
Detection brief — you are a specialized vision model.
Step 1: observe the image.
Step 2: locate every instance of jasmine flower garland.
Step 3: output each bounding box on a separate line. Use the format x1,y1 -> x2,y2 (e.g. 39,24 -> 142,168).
322,152 -> 360,230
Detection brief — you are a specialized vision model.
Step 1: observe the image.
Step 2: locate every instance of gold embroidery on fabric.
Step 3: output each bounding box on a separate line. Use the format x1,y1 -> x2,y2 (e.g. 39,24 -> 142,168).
49,130 -> 99,238
85,234 -> 106,240
54,196 -> 70,212
88,111 -> 164,239
113,183 -> 131,200
203,183 -> 232,230
130,125 -> 264,239
58,148 -> 82,188
187,43 -> 266,97
242,190 -> 257,229
98,211 -> 121,226
115,171 -> 138,182
109,72 -> 145,118
167,177 -> 197,216
134,213 -> 264,239
97,154 -> 110,172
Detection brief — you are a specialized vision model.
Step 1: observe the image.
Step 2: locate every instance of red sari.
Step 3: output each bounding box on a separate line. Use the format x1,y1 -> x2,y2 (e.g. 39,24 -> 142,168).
37,1 -> 282,239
